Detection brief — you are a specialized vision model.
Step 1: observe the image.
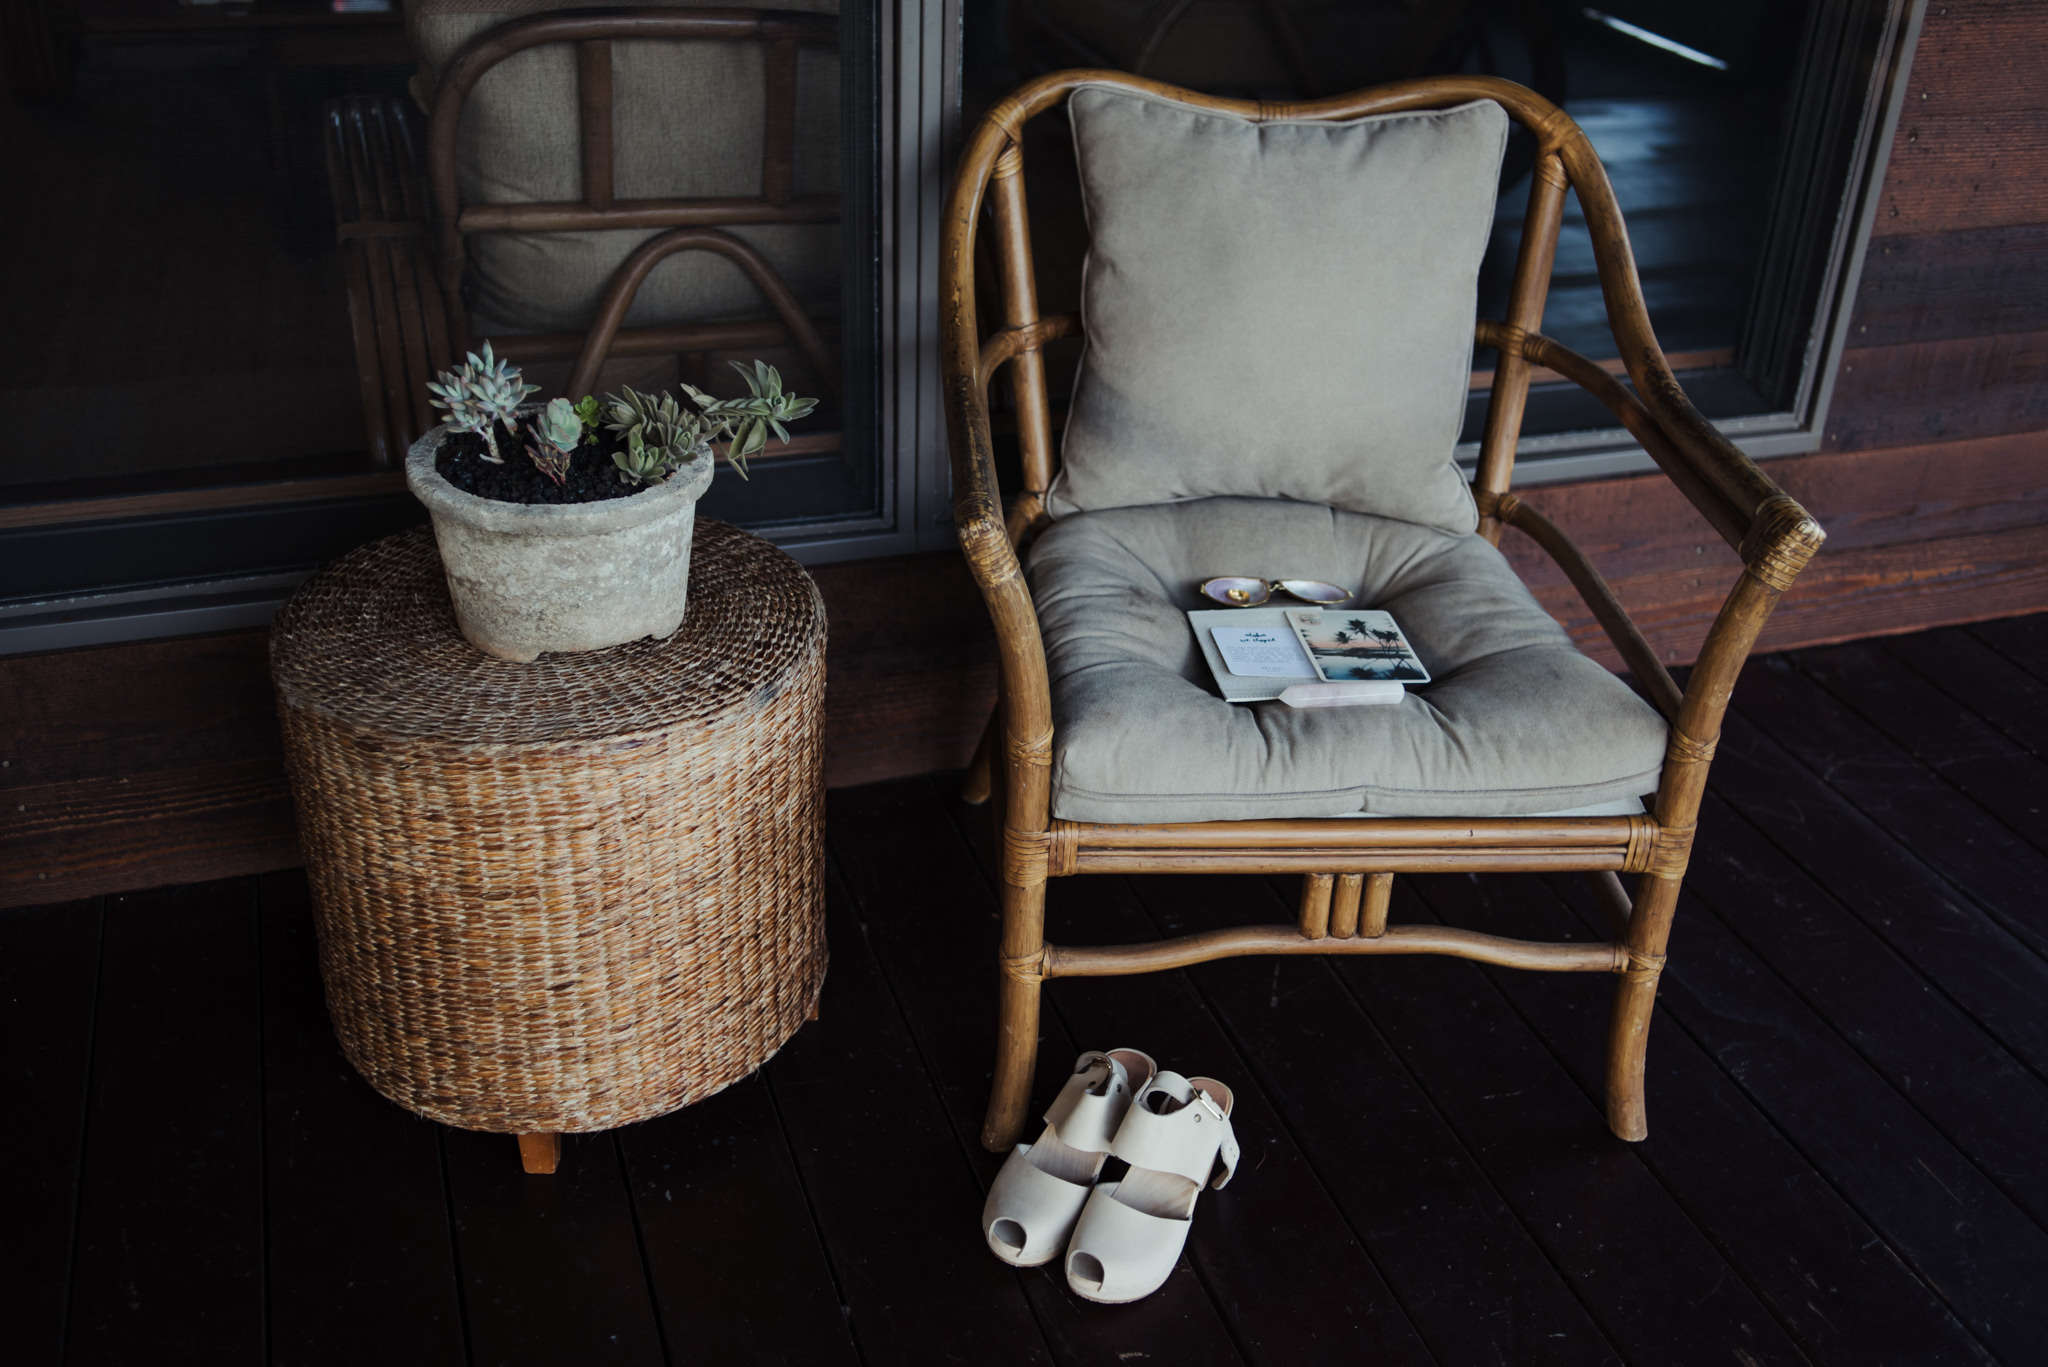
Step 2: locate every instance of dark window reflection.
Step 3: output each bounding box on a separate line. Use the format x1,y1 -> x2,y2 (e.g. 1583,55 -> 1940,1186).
4,0 -> 875,528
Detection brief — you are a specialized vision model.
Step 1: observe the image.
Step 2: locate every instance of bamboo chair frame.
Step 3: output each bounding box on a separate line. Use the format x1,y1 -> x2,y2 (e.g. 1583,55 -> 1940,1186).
941,70 -> 1826,1152
328,7 -> 840,464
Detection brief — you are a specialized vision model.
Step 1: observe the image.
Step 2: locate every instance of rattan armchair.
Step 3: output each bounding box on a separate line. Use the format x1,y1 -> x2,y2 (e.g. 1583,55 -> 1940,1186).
942,71 -> 1826,1152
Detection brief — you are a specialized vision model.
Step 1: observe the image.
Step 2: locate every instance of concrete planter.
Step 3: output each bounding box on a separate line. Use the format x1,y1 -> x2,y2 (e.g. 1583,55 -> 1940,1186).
405,425 -> 717,663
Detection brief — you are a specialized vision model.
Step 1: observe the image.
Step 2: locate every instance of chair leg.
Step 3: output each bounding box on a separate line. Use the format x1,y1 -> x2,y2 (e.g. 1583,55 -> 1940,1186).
1604,870 -> 1681,1142
982,872 -> 1047,1152
1359,872 -> 1393,939
1297,874 -> 1334,938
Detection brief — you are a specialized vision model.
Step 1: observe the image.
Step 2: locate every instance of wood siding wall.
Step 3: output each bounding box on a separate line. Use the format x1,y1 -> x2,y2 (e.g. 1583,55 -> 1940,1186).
4,0 -> 2043,908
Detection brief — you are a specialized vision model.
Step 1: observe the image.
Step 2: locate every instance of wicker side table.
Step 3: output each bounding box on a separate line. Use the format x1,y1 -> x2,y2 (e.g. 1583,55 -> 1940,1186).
271,521 -> 826,1173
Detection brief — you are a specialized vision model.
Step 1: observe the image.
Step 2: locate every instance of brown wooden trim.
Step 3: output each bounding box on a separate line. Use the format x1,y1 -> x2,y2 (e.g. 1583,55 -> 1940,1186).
491,320 -> 801,364
1,762 -> 302,909
1827,329 -> 2048,452
1060,815 -> 1638,851
1467,347 -> 1736,392
1045,924 -> 1624,978
1480,324 -> 1750,551
1501,432 -> 2048,593
1850,224 -> 2048,347
1071,848 -> 1634,875
5,513 -> 2041,911
1874,109 -> 2048,237
0,474 -> 408,531
1891,1 -> 2044,117
454,194 -> 841,235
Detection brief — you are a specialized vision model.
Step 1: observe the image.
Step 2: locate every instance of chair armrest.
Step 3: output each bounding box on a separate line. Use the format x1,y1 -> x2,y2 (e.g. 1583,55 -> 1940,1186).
942,368 -> 1059,752
1475,320 -> 1827,831
1474,321 -> 1825,597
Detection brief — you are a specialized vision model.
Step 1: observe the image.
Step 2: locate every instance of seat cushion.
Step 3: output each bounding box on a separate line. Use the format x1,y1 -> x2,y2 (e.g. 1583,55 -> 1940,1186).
1046,84 -> 1507,534
1028,497 -> 1669,822
408,0 -> 841,335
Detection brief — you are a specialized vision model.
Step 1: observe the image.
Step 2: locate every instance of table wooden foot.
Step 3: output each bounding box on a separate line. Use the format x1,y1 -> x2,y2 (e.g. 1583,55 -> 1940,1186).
518,1132 -> 561,1174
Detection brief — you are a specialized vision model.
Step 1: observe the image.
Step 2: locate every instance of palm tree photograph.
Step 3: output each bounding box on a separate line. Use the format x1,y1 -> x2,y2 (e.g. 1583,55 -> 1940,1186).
1288,610 -> 1432,683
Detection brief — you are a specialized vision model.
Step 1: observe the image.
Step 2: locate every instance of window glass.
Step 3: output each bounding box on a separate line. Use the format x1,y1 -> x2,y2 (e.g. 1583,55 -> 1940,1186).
3,0 -> 877,530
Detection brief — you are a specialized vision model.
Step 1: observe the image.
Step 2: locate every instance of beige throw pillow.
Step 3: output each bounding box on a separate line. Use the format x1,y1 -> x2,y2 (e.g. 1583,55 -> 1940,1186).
1046,85 -> 1507,534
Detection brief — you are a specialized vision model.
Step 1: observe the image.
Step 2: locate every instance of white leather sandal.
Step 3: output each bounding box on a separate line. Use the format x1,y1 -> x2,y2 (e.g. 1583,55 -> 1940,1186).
1064,1072 -> 1239,1304
982,1048 -> 1157,1267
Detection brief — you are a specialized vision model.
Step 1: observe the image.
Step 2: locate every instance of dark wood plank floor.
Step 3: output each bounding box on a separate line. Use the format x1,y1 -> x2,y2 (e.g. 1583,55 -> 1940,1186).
7,615 -> 2048,1366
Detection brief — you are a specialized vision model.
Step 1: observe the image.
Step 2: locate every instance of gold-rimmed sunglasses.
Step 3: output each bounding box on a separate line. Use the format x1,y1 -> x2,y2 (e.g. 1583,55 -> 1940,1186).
1199,576 -> 1354,607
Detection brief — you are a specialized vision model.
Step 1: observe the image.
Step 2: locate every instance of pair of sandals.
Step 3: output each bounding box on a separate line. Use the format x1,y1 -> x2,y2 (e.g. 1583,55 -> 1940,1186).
981,1048 -> 1239,1304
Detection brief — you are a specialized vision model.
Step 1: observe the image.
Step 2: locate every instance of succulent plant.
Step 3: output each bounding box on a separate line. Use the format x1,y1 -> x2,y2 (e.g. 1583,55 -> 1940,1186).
425,341 -> 539,463
538,397 -> 581,453
597,363 -> 816,486
523,397 -> 582,485
604,385 -> 710,485
611,430 -> 673,485
571,395 -> 605,445
680,360 -> 820,479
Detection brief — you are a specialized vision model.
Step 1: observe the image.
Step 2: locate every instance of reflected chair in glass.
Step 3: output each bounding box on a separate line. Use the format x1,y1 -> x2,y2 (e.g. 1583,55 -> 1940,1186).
942,70 -> 1825,1152
323,3 -> 842,466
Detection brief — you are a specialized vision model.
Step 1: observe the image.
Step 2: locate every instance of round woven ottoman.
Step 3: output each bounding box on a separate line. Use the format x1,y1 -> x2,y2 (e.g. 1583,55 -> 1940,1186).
270,521 -> 826,1171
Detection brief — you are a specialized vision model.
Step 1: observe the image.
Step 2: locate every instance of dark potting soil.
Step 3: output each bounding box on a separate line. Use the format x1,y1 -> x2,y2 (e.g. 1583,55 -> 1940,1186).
434,418 -> 652,505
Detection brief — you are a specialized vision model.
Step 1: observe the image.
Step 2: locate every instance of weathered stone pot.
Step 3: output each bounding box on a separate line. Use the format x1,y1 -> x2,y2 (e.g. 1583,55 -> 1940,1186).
405,425 -> 716,663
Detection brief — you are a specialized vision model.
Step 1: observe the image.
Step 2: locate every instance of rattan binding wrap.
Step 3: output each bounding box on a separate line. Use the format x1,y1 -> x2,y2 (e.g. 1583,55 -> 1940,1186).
271,522 -> 827,1134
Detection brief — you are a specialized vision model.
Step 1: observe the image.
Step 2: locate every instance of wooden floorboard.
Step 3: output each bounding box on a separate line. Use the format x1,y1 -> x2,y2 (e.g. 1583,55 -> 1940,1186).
1248,877 -> 1809,1367
0,897 -> 100,1365
440,1128 -> 667,1366
927,784 -> 1442,1367
1730,655 -> 2048,962
257,872 -> 467,1367
1966,613 -> 2048,688
760,865 -> 1055,1367
617,1076 -> 862,1367
822,786 -> 1239,1367
1423,872 -> 1994,1367
1705,708 -> 2048,1084
7,616 -> 2048,1367
1794,639 -> 2048,860
64,881 -> 264,1366
1540,870 -> 2048,1360
1682,791 -> 2048,1231
1115,872 -> 1624,1367
1883,626 -> 2048,760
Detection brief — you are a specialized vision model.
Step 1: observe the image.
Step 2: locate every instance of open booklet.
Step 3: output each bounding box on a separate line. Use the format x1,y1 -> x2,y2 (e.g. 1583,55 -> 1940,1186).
1190,607 -> 1428,707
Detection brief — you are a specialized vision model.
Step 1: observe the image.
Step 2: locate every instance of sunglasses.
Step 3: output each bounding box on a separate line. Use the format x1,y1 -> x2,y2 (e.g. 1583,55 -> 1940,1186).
1199,576 -> 1354,607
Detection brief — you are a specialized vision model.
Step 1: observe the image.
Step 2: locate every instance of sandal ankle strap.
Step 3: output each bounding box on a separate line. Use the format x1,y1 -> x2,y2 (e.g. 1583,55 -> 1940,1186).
1044,1050 -> 1136,1153
1111,1073 -> 1236,1189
